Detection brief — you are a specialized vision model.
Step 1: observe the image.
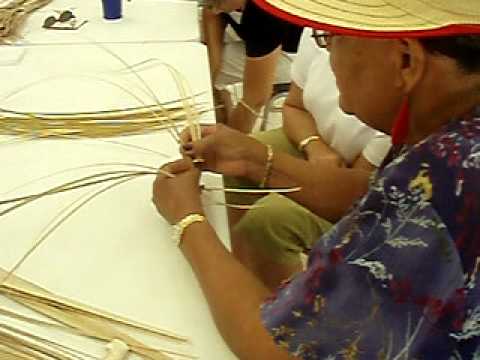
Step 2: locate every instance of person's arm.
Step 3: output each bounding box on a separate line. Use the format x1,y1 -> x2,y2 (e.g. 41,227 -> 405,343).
283,82 -> 344,166
152,159 -> 298,360
202,7 -> 227,83
182,125 -> 372,222
244,144 -> 371,221
227,46 -> 282,133
352,154 -> 377,171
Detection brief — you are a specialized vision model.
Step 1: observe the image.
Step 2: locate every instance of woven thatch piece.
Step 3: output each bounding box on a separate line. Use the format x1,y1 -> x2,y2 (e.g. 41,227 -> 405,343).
0,0 -> 52,39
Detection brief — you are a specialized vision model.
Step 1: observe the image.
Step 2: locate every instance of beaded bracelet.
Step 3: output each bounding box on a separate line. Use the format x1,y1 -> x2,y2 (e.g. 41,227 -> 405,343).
172,213 -> 206,247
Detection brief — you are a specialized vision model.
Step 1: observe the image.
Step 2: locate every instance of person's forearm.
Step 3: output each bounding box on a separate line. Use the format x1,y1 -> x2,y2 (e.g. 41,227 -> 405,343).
203,8 -> 227,81
283,103 -> 337,157
227,100 -> 259,133
283,102 -> 320,144
244,147 -> 371,221
227,49 -> 281,133
180,221 -> 295,359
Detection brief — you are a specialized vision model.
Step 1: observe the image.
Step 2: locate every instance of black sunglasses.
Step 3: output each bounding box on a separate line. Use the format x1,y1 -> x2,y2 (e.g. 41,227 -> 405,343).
311,29 -> 334,49
42,10 -> 87,30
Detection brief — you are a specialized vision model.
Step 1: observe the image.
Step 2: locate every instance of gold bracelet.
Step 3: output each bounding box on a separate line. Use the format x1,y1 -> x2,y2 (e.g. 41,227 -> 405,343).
172,213 -> 206,247
259,144 -> 274,188
298,135 -> 321,152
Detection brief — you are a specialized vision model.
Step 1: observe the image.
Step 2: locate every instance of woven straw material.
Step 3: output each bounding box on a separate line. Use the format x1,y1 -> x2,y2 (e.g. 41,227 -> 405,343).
0,0 -> 52,39
257,0 -> 480,35
0,103 -> 205,138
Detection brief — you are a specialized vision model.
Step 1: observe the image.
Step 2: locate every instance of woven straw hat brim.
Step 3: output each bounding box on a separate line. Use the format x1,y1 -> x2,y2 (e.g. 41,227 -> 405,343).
255,0 -> 480,37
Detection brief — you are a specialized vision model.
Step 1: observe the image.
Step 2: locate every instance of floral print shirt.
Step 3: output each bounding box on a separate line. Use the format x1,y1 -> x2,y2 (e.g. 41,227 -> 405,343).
261,108 -> 480,359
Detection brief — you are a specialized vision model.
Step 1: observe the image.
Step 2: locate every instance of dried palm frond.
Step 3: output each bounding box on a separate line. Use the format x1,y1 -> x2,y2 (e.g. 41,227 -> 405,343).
0,322 -> 98,360
92,45 -> 190,144
0,170 -> 154,216
0,103 -> 207,138
0,268 -> 191,360
0,326 -> 77,360
0,343 -> 40,359
0,169 -> 301,219
0,0 -> 52,41
0,50 -> 208,142
0,306 -> 196,359
0,342 -> 48,360
0,179 -> 171,341
207,186 -> 301,194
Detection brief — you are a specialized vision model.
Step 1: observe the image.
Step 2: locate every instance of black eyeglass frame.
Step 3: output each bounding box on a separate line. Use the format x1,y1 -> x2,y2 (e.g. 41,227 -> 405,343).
311,29 -> 334,49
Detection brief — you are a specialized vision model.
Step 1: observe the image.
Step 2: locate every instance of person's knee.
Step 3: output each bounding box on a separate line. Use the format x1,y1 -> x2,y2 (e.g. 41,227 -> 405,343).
234,193 -> 333,264
236,195 -> 290,236
234,194 -> 305,261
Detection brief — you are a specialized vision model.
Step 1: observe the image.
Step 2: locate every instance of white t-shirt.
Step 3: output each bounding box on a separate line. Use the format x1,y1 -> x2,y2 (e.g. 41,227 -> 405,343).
291,29 -> 391,167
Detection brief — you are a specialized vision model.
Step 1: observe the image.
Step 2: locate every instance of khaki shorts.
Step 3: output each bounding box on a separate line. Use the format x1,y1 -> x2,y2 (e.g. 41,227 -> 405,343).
225,128 -> 332,265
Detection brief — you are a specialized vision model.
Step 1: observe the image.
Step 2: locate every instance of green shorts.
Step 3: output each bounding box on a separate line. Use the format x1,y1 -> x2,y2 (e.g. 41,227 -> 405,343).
225,128 -> 332,265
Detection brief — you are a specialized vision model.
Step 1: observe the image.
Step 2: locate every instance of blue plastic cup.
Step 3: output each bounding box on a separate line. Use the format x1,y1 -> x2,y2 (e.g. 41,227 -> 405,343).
102,0 -> 122,20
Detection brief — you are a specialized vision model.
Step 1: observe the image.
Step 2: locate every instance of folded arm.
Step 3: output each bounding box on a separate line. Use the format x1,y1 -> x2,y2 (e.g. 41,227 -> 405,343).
283,82 -> 343,165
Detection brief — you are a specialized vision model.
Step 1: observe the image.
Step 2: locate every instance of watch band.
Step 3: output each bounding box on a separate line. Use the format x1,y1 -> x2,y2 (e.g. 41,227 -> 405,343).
172,213 -> 206,247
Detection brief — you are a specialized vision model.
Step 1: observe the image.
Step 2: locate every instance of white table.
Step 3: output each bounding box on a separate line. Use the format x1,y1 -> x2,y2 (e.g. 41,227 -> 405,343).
0,41 -> 236,359
14,0 -> 200,46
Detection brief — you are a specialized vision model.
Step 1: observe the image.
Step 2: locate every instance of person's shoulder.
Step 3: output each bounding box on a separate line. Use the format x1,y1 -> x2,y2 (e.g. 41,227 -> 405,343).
378,116 -> 480,196
418,116 -> 480,172
395,116 -> 480,202
242,0 -> 299,28
241,0 -> 273,22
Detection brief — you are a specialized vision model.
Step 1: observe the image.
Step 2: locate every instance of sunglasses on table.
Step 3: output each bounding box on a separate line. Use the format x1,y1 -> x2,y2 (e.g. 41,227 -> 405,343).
42,10 -> 88,30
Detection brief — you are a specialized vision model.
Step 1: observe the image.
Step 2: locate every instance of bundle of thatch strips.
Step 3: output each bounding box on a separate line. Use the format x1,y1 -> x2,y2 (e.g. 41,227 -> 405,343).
0,0 -> 52,41
0,102 -> 206,138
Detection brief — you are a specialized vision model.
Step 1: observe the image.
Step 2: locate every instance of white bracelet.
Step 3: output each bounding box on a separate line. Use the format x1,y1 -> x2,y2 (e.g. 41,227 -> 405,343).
238,99 -> 261,118
172,213 -> 206,247
298,135 -> 321,152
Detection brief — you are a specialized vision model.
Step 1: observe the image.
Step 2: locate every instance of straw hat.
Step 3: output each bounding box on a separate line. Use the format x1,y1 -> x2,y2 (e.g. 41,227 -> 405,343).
254,0 -> 480,37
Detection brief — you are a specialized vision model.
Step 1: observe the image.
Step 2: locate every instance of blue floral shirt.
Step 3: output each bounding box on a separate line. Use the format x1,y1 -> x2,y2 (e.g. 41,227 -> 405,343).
262,108 -> 480,359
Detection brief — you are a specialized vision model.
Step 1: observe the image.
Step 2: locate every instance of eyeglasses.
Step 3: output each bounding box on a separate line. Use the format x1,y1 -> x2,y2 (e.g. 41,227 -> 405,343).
42,10 -> 88,30
311,30 -> 334,49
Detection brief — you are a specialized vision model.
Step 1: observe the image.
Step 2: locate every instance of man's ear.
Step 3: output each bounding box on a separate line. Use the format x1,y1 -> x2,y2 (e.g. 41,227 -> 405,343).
394,38 -> 427,93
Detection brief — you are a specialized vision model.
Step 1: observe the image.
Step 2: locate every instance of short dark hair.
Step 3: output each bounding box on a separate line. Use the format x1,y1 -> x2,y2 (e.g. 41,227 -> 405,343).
420,36 -> 480,73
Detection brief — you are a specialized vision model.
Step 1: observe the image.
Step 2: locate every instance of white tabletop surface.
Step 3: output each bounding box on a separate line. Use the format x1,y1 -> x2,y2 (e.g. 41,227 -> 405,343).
0,41 -> 236,359
14,0 -> 200,45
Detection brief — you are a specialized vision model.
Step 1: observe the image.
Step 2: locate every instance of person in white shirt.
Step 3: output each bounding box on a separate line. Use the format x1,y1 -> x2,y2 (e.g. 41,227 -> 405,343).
182,28 -> 391,289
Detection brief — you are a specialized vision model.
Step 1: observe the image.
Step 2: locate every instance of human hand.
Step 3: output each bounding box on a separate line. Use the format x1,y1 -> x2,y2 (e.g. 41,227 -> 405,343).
152,158 -> 204,224
179,123 -> 264,178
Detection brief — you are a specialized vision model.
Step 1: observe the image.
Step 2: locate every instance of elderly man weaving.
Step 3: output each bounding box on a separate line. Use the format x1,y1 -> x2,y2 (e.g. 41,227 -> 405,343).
152,1 -> 480,359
